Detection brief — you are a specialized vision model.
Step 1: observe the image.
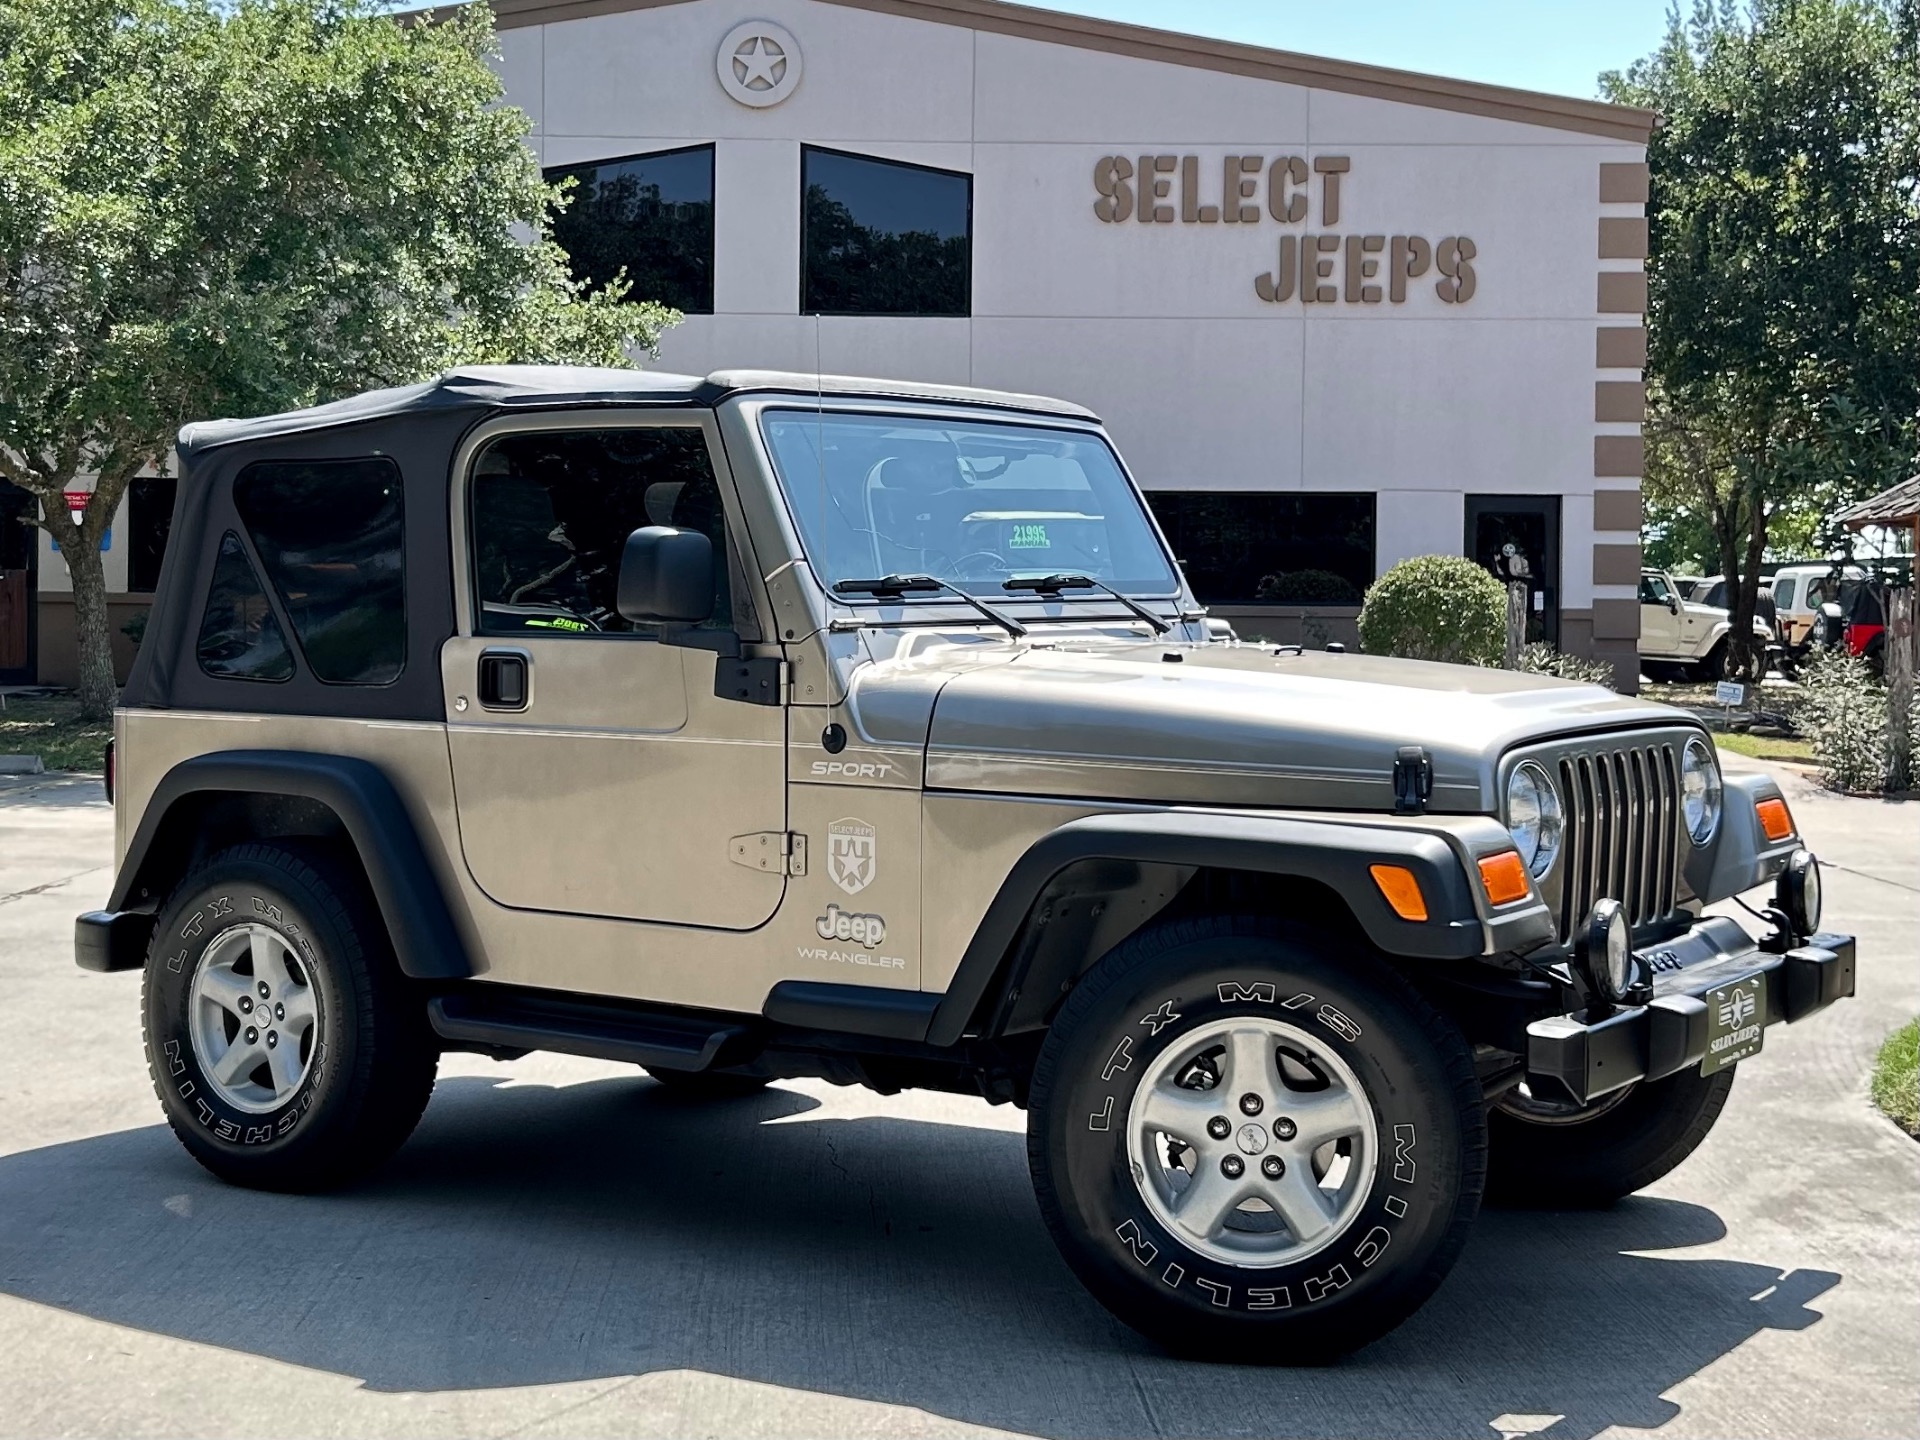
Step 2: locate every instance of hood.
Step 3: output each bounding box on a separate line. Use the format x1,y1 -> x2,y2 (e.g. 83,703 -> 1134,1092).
845,636 -> 1692,813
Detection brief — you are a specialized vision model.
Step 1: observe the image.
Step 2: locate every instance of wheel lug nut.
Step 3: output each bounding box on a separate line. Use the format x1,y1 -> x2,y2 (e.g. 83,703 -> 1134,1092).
257,981 -> 271,999
1238,1093 -> 1263,1116
1206,1116 -> 1231,1140
1273,1117 -> 1297,1141
244,1027 -> 258,1044
1262,1155 -> 1285,1179
274,1003 -> 285,1021
238,996 -> 253,1014
1220,1155 -> 1245,1179
266,1031 -> 278,1048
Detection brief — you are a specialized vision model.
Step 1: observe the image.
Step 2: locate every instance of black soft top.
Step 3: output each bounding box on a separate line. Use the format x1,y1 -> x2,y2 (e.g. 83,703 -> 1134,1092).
130,366 -> 1097,721
176,365 -> 1096,458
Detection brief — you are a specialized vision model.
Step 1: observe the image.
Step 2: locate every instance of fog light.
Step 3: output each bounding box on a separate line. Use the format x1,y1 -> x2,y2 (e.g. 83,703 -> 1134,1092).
1775,849 -> 1821,937
1576,899 -> 1637,1006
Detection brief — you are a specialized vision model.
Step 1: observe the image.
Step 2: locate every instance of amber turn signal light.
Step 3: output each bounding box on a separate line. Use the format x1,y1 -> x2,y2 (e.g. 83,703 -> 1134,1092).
1369,864 -> 1429,922
1756,797 -> 1794,842
1477,851 -> 1531,907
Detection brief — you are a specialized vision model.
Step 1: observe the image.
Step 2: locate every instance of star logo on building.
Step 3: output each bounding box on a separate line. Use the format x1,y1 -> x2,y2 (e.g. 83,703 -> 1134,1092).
732,35 -> 786,90
716,21 -> 803,108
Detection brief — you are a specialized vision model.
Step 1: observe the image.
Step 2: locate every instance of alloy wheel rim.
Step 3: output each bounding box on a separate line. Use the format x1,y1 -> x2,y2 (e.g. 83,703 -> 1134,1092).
186,923 -> 321,1114
1124,1015 -> 1378,1269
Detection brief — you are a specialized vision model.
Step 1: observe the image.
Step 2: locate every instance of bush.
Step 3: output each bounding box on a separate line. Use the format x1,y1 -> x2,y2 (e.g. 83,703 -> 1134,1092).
1255,569 -> 1363,605
1798,648 -> 1889,793
1517,642 -> 1618,687
1358,555 -> 1505,666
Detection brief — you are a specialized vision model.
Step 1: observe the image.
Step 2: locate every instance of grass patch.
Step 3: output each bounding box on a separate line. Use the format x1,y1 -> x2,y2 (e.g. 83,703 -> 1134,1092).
1872,1019 -> 1918,1140
0,695 -> 111,772
1716,732 -> 1816,764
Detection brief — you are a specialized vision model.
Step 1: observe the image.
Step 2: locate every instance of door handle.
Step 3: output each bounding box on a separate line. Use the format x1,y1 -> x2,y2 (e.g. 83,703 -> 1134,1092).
478,650 -> 530,711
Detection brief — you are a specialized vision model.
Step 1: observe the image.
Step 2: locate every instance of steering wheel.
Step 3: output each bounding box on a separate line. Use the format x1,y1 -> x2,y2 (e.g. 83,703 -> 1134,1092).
950,550 -> 1012,580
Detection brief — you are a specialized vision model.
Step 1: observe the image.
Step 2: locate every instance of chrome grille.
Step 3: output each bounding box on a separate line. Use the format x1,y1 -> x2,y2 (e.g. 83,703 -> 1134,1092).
1555,740 -> 1681,939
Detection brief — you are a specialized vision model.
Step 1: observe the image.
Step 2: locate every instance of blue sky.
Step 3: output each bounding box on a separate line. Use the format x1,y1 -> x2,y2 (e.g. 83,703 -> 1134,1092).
1023,1 -> 1679,100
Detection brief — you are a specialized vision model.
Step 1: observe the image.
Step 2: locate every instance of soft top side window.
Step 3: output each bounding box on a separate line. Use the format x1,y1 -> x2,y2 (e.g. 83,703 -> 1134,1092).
234,457 -> 406,685
469,426 -> 732,637
197,531 -> 294,682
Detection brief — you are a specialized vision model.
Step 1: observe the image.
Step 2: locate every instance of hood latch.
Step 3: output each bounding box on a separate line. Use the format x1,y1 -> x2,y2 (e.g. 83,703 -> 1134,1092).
1393,747 -> 1433,814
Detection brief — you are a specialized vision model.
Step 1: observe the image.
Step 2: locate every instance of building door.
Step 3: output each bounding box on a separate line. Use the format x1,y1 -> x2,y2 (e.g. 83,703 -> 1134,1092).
0,482 -> 36,684
1465,494 -> 1561,648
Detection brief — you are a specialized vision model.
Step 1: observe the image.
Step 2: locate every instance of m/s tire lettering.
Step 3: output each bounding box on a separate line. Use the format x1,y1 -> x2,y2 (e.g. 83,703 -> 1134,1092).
1316,1003 -> 1362,1042
1216,981 -> 1275,1004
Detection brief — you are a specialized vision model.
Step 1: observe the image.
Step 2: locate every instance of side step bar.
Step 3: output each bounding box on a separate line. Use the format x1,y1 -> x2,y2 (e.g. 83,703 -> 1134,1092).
429,989 -> 749,1073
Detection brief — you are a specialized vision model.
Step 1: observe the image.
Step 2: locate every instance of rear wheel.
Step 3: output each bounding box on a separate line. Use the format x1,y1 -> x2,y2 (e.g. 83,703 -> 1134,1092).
1486,1067 -> 1735,1207
141,842 -> 437,1191
1027,915 -> 1484,1362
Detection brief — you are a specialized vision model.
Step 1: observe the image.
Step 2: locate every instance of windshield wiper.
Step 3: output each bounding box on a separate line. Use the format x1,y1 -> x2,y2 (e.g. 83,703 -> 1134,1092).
1002,574 -> 1172,635
833,575 -> 1028,637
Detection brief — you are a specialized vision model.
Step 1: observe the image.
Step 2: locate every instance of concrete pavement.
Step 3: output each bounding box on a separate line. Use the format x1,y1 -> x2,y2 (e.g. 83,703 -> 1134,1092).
0,758 -> 1913,1439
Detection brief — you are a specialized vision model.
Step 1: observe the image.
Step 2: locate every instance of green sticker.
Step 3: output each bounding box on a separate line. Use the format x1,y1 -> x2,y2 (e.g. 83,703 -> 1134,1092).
1009,523 -> 1049,550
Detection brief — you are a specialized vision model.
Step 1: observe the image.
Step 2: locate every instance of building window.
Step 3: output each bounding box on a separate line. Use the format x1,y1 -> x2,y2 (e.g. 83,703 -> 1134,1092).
801,146 -> 971,317
129,474 -> 177,594
234,458 -> 406,684
469,427 -> 733,638
1145,492 -> 1376,605
197,532 -> 294,682
545,145 -> 715,314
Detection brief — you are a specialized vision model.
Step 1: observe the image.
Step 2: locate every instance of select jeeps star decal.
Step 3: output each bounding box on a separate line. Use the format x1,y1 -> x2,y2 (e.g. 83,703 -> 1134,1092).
827,817 -> 876,895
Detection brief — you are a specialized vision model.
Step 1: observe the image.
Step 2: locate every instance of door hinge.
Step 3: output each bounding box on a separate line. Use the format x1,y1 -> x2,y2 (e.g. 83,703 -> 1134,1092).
715,656 -> 788,706
730,831 -> 807,876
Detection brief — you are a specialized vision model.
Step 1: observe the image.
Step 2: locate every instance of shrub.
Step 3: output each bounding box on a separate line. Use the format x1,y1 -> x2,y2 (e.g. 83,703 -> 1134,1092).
1358,555 -> 1505,666
1255,569 -> 1362,605
1517,642 -> 1618,687
1798,648 -> 1889,793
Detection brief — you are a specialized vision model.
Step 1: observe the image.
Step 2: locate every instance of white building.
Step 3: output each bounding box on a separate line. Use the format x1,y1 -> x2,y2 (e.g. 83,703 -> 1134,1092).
4,0 -> 1651,689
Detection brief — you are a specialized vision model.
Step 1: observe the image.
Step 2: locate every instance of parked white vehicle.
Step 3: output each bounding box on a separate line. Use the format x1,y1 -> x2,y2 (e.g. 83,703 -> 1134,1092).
1771,563 -> 1867,648
1639,568 -> 1772,678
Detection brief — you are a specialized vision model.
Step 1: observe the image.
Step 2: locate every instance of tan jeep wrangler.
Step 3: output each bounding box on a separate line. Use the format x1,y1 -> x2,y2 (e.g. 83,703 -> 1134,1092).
78,367 -> 1854,1360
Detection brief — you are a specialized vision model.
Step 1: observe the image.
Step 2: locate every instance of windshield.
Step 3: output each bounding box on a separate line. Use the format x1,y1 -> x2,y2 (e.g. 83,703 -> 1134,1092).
760,410 -> 1180,598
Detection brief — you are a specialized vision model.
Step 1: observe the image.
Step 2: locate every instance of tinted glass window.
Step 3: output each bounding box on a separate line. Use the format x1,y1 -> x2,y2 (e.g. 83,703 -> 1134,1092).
471,428 -> 730,636
197,531 -> 294,682
762,411 -> 1177,598
1144,493 -> 1375,605
1640,574 -> 1671,603
233,459 -> 406,685
802,147 -> 970,316
129,474 -> 177,593
1773,577 -> 1797,610
546,146 -> 714,314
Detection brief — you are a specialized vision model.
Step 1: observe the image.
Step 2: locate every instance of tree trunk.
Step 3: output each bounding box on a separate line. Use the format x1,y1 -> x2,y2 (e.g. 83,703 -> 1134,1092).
1887,587 -> 1915,794
1504,581 -> 1527,669
63,530 -> 118,721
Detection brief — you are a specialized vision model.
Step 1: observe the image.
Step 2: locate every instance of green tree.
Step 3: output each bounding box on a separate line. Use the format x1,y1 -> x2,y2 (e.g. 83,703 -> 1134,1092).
1604,0 -> 1920,675
0,0 -> 675,718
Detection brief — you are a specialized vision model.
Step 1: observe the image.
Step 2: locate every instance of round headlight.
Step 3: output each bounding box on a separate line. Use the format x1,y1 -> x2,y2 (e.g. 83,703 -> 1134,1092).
1681,737 -> 1723,845
1506,762 -> 1564,878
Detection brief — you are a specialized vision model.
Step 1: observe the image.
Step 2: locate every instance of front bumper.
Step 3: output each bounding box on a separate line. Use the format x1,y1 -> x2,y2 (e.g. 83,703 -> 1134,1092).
1526,915 -> 1855,1105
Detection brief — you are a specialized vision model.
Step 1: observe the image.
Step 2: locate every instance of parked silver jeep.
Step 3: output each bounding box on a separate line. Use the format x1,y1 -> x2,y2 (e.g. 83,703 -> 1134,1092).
78,368 -> 1854,1360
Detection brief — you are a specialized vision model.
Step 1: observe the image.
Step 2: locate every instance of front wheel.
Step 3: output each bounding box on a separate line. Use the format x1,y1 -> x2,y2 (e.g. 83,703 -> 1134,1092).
1486,1067 -> 1735,1207
1027,916 -> 1485,1362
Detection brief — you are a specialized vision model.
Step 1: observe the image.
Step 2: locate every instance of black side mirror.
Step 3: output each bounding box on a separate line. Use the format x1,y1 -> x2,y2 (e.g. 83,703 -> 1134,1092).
1667,597 -> 1680,614
617,526 -> 713,625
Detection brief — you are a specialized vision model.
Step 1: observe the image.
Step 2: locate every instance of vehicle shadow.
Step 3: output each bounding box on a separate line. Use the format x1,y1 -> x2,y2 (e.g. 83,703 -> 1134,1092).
0,1073 -> 1837,1440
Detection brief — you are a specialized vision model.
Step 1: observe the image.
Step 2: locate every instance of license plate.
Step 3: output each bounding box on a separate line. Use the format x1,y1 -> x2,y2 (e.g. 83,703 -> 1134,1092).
1702,972 -> 1767,1076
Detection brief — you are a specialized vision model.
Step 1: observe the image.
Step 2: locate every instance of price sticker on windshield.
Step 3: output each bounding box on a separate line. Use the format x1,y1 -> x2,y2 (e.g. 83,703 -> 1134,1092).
1009,523 -> 1050,549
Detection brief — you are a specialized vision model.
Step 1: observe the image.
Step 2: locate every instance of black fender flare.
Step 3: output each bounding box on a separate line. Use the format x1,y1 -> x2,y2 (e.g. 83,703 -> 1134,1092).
109,750 -> 473,980
926,810 -> 1545,1046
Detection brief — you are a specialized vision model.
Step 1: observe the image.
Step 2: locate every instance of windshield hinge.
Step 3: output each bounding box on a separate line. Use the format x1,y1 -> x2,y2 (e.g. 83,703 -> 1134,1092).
731,831 -> 807,876
1392,746 -> 1433,814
